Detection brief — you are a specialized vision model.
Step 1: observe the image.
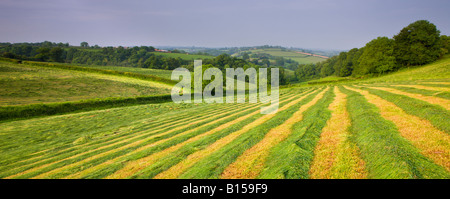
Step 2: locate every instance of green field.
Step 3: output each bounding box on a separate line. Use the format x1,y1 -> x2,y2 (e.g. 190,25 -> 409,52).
0,61 -> 172,106
243,48 -> 326,64
82,65 -> 174,80
0,56 -> 449,179
152,52 -> 214,60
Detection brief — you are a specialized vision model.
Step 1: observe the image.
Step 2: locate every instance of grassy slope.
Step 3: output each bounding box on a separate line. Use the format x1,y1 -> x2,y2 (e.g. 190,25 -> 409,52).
0,61 -> 171,106
81,65 -> 174,80
360,55 -> 450,83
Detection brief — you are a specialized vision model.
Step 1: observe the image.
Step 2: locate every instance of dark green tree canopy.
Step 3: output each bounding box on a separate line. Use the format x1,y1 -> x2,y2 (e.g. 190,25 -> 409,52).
393,20 -> 441,66
356,37 -> 397,75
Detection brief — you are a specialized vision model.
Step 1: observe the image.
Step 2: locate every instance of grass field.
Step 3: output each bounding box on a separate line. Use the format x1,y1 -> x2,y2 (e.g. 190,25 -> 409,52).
152,52 -> 214,60
0,56 -> 449,179
0,61 -> 171,106
243,48 -> 326,64
82,65 -> 174,80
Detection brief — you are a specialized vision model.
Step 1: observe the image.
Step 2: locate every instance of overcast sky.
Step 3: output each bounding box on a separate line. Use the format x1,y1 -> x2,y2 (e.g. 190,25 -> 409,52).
0,0 -> 449,50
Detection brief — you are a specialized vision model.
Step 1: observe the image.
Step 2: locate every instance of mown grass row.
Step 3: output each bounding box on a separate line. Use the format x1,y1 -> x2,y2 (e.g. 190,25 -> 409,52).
80,92 -> 307,179
0,102 -> 241,169
1,90 -> 301,179
308,87 -> 367,179
339,86 -> 449,179
0,89 -> 298,169
43,91 -> 301,179
220,88 -> 330,179
256,87 -> 334,179
357,86 -> 450,134
149,88 -> 324,179
0,100 -> 258,178
347,86 -> 449,172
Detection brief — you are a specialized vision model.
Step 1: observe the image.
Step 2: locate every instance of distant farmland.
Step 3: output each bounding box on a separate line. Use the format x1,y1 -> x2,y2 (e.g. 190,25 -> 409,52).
244,48 -> 327,64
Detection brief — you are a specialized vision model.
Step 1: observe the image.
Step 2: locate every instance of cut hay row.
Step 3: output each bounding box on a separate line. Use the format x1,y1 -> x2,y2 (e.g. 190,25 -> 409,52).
4,103 -> 243,169
65,91 -> 303,179
2,97 -> 272,179
27,98 -> 278,179
419,82 -> 450,85
339,86 -> 449,178
255,87 -> 334,179
391,84 -> 450,92
220,87 -> 330,179
358,87 -> 450,134
309,87 -> 367,179
366,86 -> 450,111
102,90 -> 313,179
3,90 -> 301,179
345,86 -> 450,172
153,88 -> 323,179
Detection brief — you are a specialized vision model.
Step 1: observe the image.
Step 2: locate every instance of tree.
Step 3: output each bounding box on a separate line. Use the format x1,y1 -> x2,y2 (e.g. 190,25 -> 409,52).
242,53 -> 250,61
35,47 -> 50,61
393,20 -> 441,66
49,47 -> 64,62
440,35 -> 450,55
261,58 -> 270,67
80,42 -> 89,48
275,57 -> 285,67
357,37 -> 397,75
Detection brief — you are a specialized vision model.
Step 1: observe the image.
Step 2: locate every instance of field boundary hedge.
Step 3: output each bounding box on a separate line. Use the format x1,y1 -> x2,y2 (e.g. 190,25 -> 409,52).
0,94 -> 172,122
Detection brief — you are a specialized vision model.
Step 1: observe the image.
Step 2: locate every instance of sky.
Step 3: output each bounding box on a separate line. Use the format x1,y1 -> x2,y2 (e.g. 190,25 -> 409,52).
0,0 -> 449,50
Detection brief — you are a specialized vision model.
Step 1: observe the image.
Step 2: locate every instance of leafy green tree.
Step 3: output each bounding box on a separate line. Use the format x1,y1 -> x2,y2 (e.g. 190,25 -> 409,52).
242,52 -> 250,61
440,35 -> 450,55
80,42 -> 89,48
261,58 -> 270,67
393,20 -> 441,66
35,47 -> 50,61
49,47 -> 64,62
357,37 -> 396,75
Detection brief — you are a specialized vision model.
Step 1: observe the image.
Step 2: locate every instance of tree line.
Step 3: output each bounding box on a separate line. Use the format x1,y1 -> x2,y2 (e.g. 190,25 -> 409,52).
295,20 -> 450,81
0,41 -> 288,85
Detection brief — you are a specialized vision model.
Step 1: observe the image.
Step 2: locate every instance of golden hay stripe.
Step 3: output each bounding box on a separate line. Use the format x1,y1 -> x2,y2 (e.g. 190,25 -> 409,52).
104,91 -> 310,179
419,82 -> 450,85
65,99 -> 271,179
30,103 -> 264,179
6,103 -> 238,173
5,102 -> 257,179
344,86 -> 450,171
62,92 -> 300,179
153,88 -> 323,179
220,87 -> 329,179
391,84 -> 450,92
309,87 -> 367,179
366,86 -> 450,111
